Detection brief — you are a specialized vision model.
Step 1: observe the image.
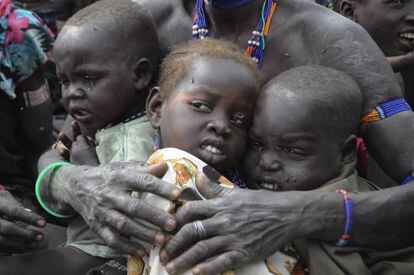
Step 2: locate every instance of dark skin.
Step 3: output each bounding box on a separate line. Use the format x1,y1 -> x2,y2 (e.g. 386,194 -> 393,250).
0,70 -> 51,253
147,57 -> 258,172
38,16 -> 183,256
39,0 -> 414,273
242,90 -> 356,192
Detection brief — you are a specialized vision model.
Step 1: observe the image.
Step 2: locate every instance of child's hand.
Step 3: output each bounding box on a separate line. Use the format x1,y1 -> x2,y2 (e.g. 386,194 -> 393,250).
70,134 -> 99,166
55,121 -> 82,160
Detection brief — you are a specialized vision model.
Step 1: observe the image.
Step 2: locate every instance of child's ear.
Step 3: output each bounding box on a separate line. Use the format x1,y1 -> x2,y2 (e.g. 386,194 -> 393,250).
133,58 -> 153,91
341,134 -> 357,165
146,87 -> 163,128
338,0 -> 357,21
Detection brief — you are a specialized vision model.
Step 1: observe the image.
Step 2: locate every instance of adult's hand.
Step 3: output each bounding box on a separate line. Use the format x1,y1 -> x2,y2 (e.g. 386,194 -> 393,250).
160,174 -> 340,275
0,190 -> 46,253
47,162 -> 181,256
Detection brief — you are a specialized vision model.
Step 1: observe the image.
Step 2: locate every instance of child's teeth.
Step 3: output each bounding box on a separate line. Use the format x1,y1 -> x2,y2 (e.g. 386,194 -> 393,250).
204,145 -> 223,154
260,183 -> 278,190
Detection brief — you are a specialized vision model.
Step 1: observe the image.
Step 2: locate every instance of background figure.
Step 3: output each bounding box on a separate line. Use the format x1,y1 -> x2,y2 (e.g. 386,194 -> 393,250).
0,0 -> 53,253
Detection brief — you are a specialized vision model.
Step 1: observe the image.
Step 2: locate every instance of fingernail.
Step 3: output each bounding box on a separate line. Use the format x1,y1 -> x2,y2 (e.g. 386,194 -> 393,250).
136,249 -> 146,257
164,218 -> 176,232
159,250 -> 167,264
165,263 -> 175,274
192,267 -> 201,275
36,234 -> 44,241
154,232 -> 165,246
171,189 -> 181,200
37,220 -> 46,227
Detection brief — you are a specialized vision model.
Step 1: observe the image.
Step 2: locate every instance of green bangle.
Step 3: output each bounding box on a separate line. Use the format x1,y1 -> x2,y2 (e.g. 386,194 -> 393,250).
36,162 -> 74,218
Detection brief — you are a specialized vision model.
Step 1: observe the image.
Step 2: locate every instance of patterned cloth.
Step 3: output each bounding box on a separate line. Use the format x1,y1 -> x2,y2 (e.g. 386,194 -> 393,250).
0,0 -> 53,99
128,148 -> 305,275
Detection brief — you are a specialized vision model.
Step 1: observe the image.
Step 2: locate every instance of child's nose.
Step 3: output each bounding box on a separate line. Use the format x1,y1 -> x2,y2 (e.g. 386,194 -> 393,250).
66,85 -> 86,100
259,150 -> 282,171
207,116 -> 231,138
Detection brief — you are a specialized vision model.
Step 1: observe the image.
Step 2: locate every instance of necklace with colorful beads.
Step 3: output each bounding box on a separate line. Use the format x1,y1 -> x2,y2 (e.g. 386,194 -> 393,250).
193,0 -> 279,68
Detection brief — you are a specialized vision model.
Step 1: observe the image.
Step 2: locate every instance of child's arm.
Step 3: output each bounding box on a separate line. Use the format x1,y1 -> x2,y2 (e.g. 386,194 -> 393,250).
387,51 -> 414,72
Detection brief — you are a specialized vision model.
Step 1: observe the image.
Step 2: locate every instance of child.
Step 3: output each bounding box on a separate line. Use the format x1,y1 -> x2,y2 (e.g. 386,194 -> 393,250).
0,1 -> 162,274
242,65 -> 414,274
67,37 -> 262,275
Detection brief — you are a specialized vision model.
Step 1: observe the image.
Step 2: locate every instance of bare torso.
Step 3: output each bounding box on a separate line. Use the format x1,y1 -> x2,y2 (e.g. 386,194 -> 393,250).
138,0 -> 401,114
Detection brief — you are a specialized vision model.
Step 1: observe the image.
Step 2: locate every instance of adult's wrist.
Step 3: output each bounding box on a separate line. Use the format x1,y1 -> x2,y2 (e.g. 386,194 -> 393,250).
300,191 -> 344,243
40,165 -> 77,217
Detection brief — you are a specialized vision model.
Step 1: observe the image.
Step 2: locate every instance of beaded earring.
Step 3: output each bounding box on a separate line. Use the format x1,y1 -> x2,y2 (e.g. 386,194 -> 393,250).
154,128 -> 161,151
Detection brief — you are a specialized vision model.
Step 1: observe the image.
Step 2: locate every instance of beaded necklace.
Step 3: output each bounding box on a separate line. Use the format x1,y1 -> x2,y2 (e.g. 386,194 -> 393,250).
193,0 -> 279,67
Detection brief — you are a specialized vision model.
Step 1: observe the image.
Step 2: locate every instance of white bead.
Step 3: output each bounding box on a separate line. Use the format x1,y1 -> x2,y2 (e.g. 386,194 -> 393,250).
193,25 -> 198,29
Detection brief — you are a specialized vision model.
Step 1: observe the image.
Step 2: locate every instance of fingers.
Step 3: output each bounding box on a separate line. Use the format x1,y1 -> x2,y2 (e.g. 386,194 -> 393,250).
164,236 -> 225,274
161,219 -> 214,263
71,121 -> 81,139
0,234 -> 37,252
0,192 -> 46,227
0,219 -> 43,242
138,162 -> 169,179
195,173 -> 226,199
94,225 -> 147,257
123,165 -> 180,201
112,196 -> 176,232
96,208 -> 166,246
192,251 -> 245,275
58,132 -> 72,150
174,200 -> 216,227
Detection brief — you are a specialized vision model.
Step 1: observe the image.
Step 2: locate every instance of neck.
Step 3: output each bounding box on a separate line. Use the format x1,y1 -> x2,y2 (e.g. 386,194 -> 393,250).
204,0 -> 263,36
112,101 -> 146,127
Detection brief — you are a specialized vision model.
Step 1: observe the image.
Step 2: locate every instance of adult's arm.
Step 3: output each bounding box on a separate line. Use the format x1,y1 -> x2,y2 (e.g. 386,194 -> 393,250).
161,175 -> 414,275
307,15 -> 414,182
37,147 -> 181,256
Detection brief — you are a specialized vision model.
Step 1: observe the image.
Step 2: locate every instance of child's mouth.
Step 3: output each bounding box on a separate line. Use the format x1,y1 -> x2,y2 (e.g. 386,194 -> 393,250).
199,141 -> 227,166
71,107 -> 92,123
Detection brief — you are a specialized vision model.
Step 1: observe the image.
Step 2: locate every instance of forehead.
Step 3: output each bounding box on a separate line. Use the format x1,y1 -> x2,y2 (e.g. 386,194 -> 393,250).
54,23 -> 125,66
173,57 -> 257,100
253,88 -> 321,135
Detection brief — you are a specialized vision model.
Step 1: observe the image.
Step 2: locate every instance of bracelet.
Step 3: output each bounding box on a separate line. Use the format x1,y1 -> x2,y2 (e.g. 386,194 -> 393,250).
360,98 -> 412,131
35,162 -> 74,218
401,172 -> 414,185
336,189 -> 353,247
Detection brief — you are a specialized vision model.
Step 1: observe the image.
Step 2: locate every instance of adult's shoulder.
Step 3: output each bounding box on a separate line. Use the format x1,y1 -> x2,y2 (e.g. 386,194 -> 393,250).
133,0 -> 187,22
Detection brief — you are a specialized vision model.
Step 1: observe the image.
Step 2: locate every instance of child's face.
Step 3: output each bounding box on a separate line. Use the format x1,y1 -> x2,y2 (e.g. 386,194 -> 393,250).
242,91 -> 343,191
55,25 -> 138,130
159,57 -> 257,172
353,0 -> 414,56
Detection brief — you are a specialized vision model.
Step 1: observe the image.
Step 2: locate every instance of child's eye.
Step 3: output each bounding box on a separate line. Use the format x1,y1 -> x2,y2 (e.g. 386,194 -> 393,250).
283,148 -> 306,160
83,75 -> 99,87
231,113 -> 246,128
389,0 -> 404,5
191,101 -> 212,112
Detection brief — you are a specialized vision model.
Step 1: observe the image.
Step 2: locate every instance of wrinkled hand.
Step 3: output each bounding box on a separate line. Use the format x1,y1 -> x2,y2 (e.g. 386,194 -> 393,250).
0,190 -> 46,253
70,134 -> 99,166
160,174 -> 313,275
57,162 -> 181,256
